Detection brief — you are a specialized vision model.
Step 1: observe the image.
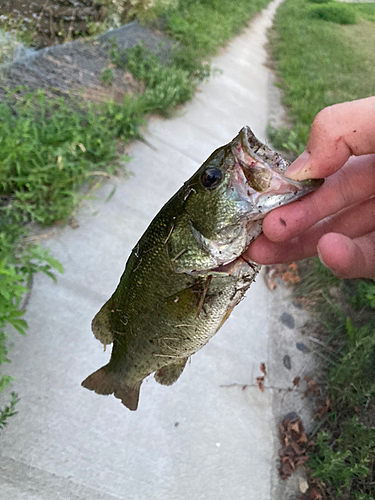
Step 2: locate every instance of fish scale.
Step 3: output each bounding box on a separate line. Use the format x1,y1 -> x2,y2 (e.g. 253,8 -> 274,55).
82,127 -> 323,410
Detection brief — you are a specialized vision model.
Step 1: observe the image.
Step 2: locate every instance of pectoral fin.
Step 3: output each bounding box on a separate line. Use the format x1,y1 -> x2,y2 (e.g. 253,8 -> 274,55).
154,357 -> 188,386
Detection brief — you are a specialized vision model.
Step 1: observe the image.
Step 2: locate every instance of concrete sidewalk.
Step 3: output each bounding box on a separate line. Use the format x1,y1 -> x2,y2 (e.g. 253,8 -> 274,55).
0,1 -> 316,498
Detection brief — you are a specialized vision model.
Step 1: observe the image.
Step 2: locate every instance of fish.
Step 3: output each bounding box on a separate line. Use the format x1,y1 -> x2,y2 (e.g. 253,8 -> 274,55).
82,126 -> 323,410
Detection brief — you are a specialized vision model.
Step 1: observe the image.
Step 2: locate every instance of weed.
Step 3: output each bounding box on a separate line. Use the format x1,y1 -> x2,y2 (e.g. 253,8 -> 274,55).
100,0 -> 177,24
328,318 -> 375,408
100,67 -> 115,86
350,280 -> 375,310
0,392 -> 19,431
86,20 -> 112,37
309,430 -> 370,496
123,43 -> 196,112
0,88 -> 145,226
0,227 -> 64,430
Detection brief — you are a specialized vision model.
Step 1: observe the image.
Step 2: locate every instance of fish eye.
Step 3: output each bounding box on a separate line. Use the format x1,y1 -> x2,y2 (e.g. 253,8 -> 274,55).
201,167 -> 223,189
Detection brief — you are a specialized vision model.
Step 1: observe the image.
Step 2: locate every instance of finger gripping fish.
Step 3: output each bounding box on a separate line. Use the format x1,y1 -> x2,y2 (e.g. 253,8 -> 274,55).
82,127 -> 322,410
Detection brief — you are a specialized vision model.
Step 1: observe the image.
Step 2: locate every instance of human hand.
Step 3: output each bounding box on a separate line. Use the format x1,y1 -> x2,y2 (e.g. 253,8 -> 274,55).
246,97 -> 375,279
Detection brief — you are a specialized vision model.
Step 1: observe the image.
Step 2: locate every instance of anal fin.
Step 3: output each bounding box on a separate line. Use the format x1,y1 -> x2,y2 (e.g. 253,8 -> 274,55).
154,357 -> 188,386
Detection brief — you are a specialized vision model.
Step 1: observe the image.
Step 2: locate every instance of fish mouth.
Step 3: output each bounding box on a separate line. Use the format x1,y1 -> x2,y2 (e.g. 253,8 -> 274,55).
196,128 -> 323,277
231,126 -> 324,214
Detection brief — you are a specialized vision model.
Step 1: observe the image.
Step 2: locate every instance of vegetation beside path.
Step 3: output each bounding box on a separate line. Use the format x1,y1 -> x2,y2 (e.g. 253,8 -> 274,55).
0,0 -> 270,427
268,1 -> 375,498
268,0 -> 375,155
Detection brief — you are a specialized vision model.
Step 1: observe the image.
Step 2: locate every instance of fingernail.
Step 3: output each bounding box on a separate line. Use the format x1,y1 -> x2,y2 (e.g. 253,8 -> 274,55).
317,248 -> 339,276
285,152 -> 311,180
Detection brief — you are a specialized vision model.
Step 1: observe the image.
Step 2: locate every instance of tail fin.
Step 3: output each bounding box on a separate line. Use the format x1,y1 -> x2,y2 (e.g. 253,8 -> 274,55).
81,366 -> 141,411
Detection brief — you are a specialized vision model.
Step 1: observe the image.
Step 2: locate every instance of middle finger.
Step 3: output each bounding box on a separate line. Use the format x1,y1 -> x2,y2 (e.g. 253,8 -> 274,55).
262,154 -> 375,242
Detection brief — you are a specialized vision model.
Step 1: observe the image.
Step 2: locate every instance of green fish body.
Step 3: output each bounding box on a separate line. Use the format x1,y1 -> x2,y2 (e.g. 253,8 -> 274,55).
82,127 -> 323,410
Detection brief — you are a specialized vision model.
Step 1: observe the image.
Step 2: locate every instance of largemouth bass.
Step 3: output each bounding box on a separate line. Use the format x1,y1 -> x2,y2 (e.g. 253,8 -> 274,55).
82,127 -> 322,410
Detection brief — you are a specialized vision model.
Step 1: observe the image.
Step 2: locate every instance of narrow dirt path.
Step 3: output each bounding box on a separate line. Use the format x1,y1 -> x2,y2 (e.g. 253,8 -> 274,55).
0,1 -> 315,499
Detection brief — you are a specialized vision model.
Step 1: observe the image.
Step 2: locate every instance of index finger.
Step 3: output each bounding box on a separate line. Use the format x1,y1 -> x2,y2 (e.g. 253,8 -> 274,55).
286,96 -> 375,181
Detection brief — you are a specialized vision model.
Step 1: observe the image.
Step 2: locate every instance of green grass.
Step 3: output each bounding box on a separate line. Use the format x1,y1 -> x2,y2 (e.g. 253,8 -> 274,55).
166,0 -> 269,58
268,0 -> 375,154
309,423 -> 373,497
0,88 -> 147,226
309,3 -> 357,24
122,43 -> 198,112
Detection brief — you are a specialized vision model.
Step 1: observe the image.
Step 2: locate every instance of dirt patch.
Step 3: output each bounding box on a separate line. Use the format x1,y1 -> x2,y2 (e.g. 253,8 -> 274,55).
0,0 -> 106,48
0,21 -> 175,103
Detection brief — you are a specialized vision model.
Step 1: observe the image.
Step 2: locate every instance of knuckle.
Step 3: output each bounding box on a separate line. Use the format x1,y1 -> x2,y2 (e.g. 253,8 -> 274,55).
335,170 -> 354,208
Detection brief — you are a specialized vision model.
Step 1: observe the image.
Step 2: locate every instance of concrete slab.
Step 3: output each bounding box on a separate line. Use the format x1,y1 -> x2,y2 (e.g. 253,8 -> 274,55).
0,1 -> 317,498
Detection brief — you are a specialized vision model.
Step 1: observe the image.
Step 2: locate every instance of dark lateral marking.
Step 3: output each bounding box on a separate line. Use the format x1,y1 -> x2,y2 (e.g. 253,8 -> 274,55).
279,218 -> 287,227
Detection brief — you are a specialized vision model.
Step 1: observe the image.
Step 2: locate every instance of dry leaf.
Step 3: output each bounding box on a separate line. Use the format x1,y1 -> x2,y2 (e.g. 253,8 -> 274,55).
282,262 -> 300,284
278,416 -> 309,481
256,376 -> 265,393
290,421 -> 301,433
293,376 -> 301,387
303,378 -> 319,399
282,271 -> 300,284
289,262 -> 298,272
314,397 -> 333,420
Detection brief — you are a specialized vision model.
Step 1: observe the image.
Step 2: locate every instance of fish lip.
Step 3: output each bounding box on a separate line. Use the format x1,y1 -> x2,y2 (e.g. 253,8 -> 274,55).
258,176 -> 324,199
231,126 -> 324,211
232,126 -> 289,173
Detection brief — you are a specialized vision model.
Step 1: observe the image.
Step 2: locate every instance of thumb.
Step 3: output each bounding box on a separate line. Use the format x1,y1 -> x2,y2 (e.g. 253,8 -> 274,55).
286,97 -> 375,181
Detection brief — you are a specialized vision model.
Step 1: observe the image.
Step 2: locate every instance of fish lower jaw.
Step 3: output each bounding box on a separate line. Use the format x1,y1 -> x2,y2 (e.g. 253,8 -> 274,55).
209,252 -> 261,277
